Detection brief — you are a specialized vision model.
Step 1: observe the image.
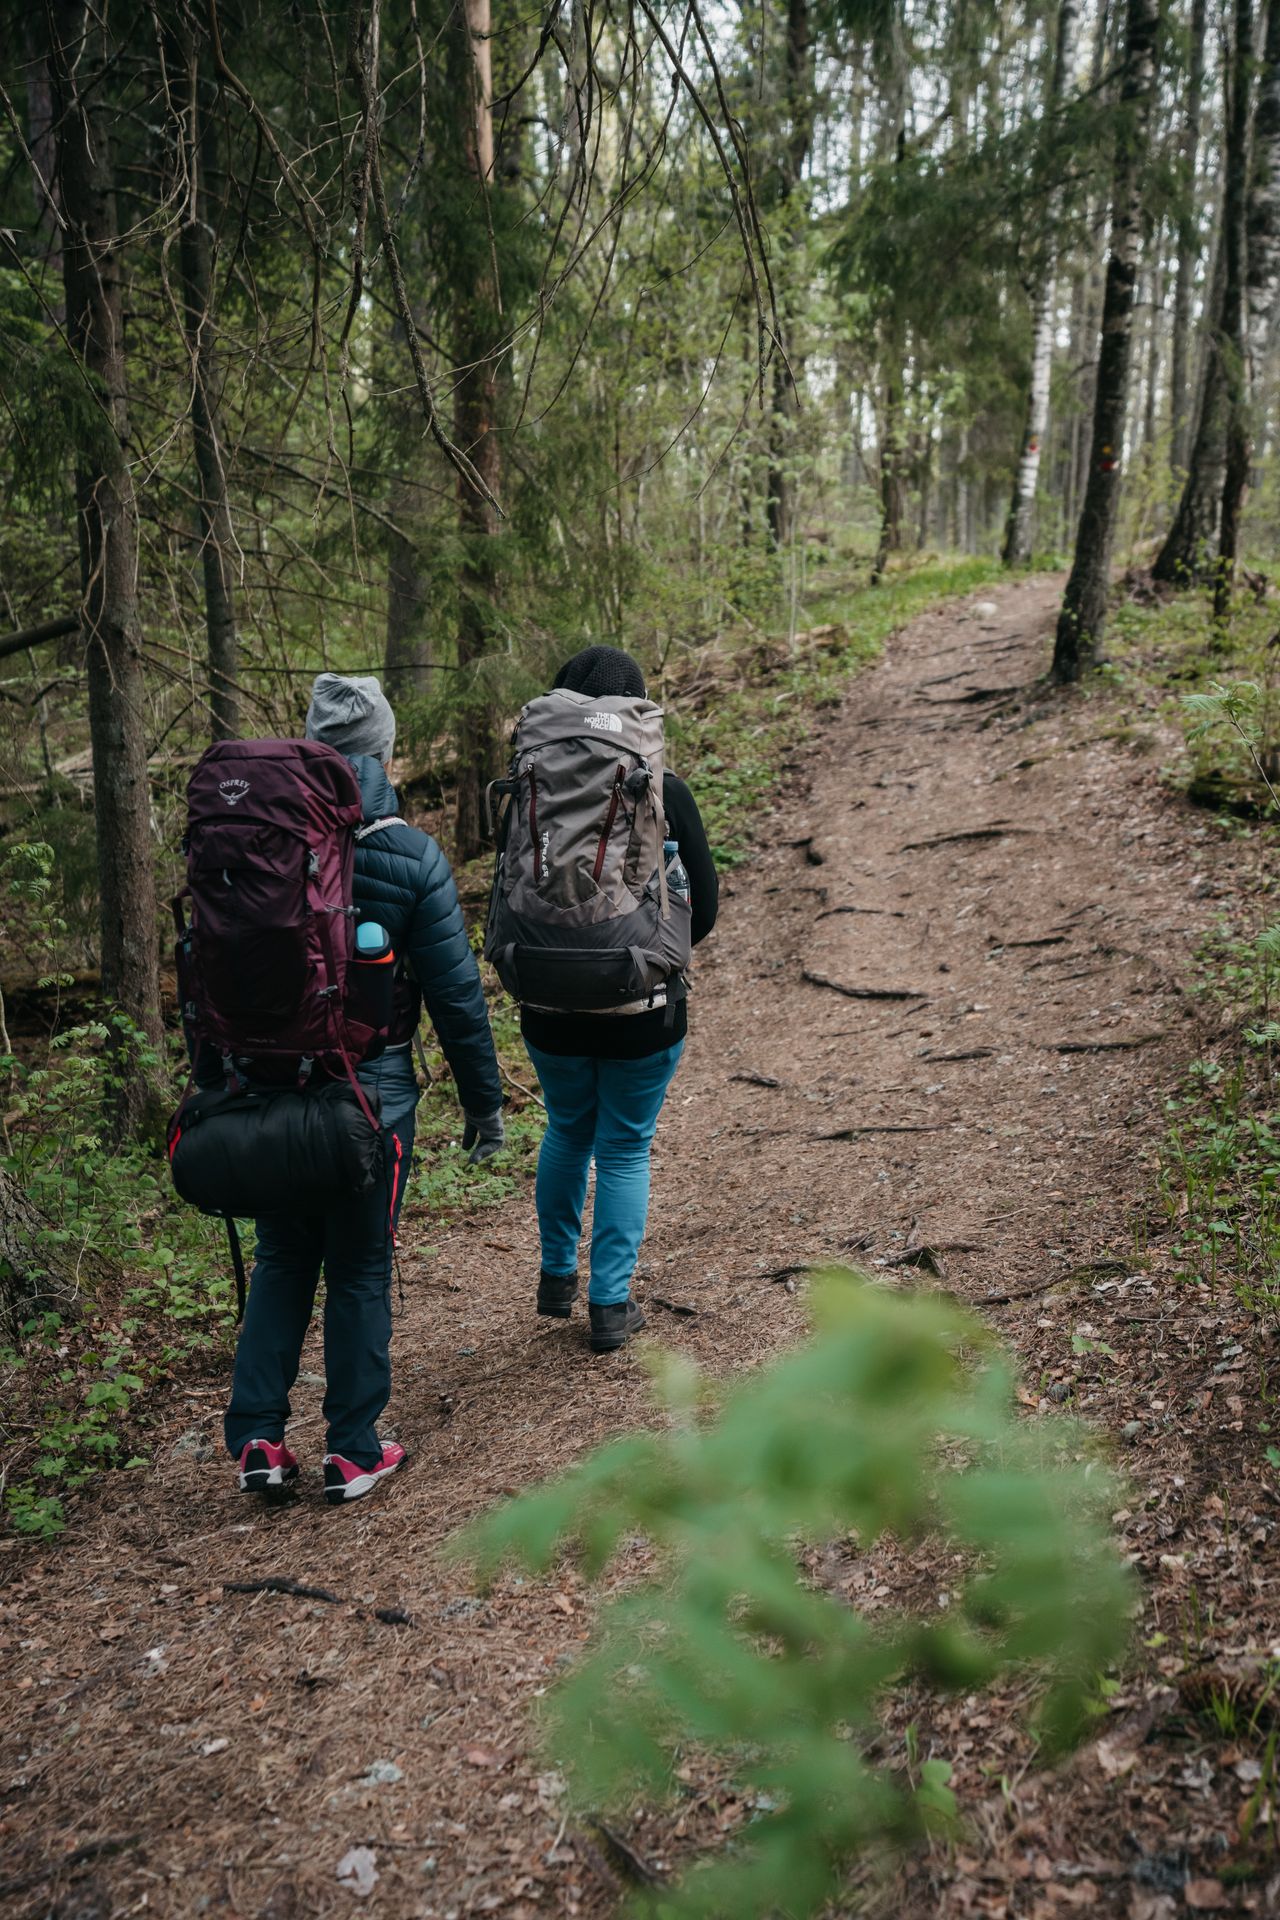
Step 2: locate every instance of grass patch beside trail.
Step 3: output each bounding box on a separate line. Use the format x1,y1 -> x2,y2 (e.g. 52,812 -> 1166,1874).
1101,578 -> 1280,1482
2,553 -> 1001,1541
1107,583 -> 1280,820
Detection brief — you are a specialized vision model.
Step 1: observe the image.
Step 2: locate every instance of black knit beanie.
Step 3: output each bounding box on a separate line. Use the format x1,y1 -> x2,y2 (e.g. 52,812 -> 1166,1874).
553,645 -> 646,699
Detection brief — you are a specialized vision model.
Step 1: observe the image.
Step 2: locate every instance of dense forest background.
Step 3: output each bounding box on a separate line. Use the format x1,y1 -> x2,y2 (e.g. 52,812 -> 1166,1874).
2,0 -> 1279,1086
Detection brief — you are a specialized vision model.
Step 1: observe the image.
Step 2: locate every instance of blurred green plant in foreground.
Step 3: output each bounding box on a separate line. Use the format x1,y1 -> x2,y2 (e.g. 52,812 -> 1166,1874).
459,1272 -> 1134,1917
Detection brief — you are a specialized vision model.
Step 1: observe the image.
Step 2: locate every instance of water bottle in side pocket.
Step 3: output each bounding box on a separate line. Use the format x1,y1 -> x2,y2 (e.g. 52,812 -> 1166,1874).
663,839 -> 691,906
349,920 -> 395,1049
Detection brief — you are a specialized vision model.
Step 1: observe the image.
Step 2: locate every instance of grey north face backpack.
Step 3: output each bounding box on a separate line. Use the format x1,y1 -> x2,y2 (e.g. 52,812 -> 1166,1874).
484,689 -> 692,1012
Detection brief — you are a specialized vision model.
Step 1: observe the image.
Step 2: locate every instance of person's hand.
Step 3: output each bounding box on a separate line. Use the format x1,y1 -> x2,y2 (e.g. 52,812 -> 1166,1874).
462,1109 -> 505,1165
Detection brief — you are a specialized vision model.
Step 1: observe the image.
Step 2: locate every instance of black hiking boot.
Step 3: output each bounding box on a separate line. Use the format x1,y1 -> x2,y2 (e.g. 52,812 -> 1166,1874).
588,1297 -> 647,1353
537,1270 -> 580,1318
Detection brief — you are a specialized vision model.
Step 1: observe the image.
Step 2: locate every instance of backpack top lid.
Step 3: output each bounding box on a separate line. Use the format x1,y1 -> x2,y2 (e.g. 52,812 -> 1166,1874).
186,736 -> 363,833
513,686 -> 665,754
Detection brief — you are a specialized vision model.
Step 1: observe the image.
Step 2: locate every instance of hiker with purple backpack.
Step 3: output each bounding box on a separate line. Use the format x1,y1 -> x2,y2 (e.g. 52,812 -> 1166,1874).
171,675 -> 503,1504
484,646 -> 718,1352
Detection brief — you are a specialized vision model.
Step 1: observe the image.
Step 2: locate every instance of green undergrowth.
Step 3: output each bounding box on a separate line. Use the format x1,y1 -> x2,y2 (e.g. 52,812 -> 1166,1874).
459,1272 -> 1132,1919
1158,918 -> 1280,1337
1,1016 -> 232,1539
1107,583 -> 1280,820
1,1001 -> 538,1541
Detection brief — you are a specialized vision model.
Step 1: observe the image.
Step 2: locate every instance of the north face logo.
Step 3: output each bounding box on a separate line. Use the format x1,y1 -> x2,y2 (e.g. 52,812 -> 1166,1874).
219,778 -> 250,807
585,711 -> 623,734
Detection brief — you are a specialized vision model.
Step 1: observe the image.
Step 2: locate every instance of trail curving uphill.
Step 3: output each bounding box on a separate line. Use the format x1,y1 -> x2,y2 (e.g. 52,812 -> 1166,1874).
3,577 -> 1270,1917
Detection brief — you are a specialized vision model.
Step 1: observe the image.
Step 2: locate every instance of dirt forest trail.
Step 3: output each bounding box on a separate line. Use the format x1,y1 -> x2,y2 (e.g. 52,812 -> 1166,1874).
3,573 -> 1274,1919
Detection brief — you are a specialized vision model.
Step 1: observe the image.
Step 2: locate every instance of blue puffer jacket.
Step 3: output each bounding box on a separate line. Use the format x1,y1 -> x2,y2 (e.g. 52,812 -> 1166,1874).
350,755 -> 502,1118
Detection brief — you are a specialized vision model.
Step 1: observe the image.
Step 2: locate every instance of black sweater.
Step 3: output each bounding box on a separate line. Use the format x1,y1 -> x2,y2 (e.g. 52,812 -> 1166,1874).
520,773 -> 719,1060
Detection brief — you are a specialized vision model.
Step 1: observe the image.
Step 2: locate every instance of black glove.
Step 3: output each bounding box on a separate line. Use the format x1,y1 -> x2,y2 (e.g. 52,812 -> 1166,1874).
462,1108 -> 505,1165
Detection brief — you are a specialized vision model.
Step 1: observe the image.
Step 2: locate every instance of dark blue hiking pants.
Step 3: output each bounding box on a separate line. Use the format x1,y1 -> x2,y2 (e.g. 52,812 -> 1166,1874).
223,1117 -> 414,1471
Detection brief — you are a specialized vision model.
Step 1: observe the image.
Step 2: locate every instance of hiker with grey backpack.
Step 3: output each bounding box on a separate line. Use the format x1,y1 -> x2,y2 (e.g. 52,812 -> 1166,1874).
484,646 -> 718,1352
169,675 -> 503,1504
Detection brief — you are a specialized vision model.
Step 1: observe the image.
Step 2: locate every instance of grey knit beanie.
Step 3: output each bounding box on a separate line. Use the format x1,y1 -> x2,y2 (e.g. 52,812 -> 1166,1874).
305,673 -> 396,764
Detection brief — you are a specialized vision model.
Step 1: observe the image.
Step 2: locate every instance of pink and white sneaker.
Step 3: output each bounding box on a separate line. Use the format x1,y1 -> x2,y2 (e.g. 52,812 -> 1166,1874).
236,1437 -> 299,1501
323,1441 -> 407,1506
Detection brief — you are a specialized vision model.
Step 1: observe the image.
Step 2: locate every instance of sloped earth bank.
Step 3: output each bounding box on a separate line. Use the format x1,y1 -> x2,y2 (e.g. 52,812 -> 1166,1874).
4,574 -> 1279,1919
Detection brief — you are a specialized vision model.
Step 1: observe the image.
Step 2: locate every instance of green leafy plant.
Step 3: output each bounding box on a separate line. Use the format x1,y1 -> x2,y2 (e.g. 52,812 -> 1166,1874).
1184,682 -> 1280,813
459,1272 -> 1133,1918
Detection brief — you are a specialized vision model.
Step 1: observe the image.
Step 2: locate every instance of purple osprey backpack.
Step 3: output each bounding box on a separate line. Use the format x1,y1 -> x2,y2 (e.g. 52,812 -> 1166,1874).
173,737 -> 386,1084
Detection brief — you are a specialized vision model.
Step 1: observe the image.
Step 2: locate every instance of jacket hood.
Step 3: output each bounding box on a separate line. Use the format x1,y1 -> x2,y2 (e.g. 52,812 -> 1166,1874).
350,753 -> 400,823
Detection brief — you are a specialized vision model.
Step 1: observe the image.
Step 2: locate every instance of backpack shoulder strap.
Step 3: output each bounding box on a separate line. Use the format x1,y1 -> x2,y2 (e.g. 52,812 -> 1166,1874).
354,815 -> 409,842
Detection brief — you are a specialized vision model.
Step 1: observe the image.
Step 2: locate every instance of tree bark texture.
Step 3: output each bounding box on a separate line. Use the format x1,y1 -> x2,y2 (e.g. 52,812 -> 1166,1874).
1215,0 -> 1258,610
48,1 -> 163,1088
1219,0 -> 1280,610
384,488 -> 432,698
174,35 -> 239,740
766,0 -> 813,551
22,20 -> 63,305
871,94 -> 908,581
872,352 -> 905,579
451,0 -> 503,861
1003,0 -> 1080,566
1053,0 -> 1160,682
1170,0 -> 1208,475
1153,209 -> 1231,580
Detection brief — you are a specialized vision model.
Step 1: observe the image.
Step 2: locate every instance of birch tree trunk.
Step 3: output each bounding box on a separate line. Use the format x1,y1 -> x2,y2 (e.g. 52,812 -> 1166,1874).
175,34 -> 239,741
452,0 -> 502,860
1170,0 -> 1208,475
1053,0 -> 1161,682
1003,0 -> 1080,566
1218,0 -> 1280,610
47,0 -> 162,1124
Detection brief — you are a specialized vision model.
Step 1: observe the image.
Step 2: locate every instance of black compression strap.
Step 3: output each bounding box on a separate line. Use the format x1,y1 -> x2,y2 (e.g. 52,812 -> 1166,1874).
225,1215 -> 247,1324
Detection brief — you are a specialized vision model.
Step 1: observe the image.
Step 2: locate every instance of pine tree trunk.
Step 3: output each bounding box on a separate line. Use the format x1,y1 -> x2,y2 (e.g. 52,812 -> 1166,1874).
1143,251 -> 1164,448
22,21 -> 62,308
385,504 -> 432,699
48,0 -> 162,1122
1218,0 -> 1280,610
766,0 -> 813,550
175,34 -> 239,742
872,354 -> 904,579
1170,0 -> 1208,475
1156,0 -> 1251,592
1004,0 -> 1080,566
1053,0 -> 1160,682
1154,212 -> 1231,580
451,0 -> 502,861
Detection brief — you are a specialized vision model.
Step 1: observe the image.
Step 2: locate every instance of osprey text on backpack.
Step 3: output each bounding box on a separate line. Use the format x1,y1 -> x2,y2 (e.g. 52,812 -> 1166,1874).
483,689 -> 692,1013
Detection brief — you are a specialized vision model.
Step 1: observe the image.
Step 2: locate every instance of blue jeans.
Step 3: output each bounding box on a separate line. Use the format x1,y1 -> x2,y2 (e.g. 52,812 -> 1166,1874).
224,1117 -> 414,1470
526,1042 -> 684,1305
